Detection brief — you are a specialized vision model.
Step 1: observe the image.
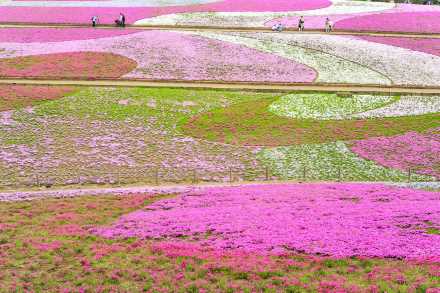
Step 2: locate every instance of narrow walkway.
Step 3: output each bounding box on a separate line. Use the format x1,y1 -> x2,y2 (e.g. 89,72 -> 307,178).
1,181 -> 438,202
1,23 -> 440,39
2,78 -> 440,94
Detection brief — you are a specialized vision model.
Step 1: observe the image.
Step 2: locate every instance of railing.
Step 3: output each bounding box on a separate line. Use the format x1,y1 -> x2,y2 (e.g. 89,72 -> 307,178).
0,166 -> 437,190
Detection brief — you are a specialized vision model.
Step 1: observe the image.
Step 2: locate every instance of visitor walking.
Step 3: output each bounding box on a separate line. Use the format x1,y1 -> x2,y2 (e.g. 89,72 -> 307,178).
91,15 -> 98,27
298,16 -> 305,31
325,17 -> 334,32
115,13 -> 126,27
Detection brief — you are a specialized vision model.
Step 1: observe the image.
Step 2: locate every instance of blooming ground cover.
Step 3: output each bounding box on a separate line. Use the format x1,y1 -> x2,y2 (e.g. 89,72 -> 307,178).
0,28 -> 141,43
0,52 -> 137,79
94,183 -> 440,260
268,94 -> 397,120
1,87 -> 438,186
0,30 -> 316,83
0,84 -> 75,111
0,87 -> 273,187
193,31 -> 440,86
135,0 -> 440,34
351,128 -> 440,179
357,36 -> 440,58
183,96 -> 439,146
1,188 -> 439,292
266,3 -> 440,34
0,0 -> 331,24
3,29 -> 440,86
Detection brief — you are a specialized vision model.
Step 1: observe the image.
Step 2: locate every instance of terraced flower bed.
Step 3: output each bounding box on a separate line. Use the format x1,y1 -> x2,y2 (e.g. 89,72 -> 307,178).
1,87 -> 438,186
135,0 -> 440,34
2,29 -> 440,86
193,31 -> 440,86
0,0 -> 331,24
1,187 -> 438,292
351,128 -> 440,179
94,183 -> 440,260
182,96 -> 440,146
0,28 -> 141,43
0,84 -> 75,111
0,52 -> 137,79
0,30 -> 316,83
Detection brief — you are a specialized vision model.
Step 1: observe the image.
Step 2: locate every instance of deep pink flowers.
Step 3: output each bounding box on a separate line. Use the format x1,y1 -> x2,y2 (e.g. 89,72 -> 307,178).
93,183 -> 440,260
336,12 -> 440,34
358,36 -> 440,57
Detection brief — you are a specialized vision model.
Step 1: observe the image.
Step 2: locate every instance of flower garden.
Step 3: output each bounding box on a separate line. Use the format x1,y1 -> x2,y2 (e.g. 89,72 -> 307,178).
0,0 -> 440,291
2,0 -> 440,34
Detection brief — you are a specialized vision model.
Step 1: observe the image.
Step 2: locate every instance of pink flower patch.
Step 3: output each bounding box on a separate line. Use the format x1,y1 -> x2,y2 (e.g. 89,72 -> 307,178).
0,31 -> 316,83
336,12 -> 440,34
31,240 -> 63,252
92,183 -> 440,260
0,51 -> 137,79
350,129 -> 440,179
90,243 -> 126,260
357,36 -> 440,57
0,0 -> 331,25
53,224 -> 88,236
0,28 -> 141,43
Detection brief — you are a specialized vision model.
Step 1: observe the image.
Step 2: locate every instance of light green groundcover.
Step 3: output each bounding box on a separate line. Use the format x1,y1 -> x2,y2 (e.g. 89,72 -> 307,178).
258,141 -> 432,182
268,93 -> 397,120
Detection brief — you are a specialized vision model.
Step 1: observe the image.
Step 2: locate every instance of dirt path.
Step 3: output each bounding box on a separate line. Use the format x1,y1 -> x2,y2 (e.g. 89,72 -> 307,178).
1,181 -> 438,202
2,78 -> 440,94
1,23 -> 440,39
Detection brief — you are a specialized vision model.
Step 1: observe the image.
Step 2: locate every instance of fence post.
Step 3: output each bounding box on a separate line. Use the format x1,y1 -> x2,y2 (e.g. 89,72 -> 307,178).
229,168 -> 233,183
303,165 -> 307,181
338,166 -> 342,182
265,166 -> 269,181
408,168 -> 411,183
192,169 -> 197,184
35,173 -> 40,187
155,168 -> 159,185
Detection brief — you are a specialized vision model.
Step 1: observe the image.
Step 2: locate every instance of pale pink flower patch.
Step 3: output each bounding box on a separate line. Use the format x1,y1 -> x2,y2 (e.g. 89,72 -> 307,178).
351,129 -> 440,179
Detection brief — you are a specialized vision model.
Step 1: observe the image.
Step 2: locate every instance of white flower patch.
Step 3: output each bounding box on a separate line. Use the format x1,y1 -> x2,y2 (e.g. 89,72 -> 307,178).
222,32 -> 440,87
389,182 -> 440,191
353,95 -> 440,119
188,31 -> 391,85
134,0 -> 395,27
269,93 -> 395,120
258,141 -> 432,182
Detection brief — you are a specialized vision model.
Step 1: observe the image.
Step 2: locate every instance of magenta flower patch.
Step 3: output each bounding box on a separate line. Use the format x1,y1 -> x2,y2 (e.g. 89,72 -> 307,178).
357,36 -> 440,58
93,183 -> 440,261
351,129 -> 440,179
336,12 -> 440,34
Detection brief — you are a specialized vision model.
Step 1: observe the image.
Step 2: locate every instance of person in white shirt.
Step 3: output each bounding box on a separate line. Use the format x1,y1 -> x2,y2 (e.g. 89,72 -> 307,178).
272,23 -> 284,32
325,18 -> 334,32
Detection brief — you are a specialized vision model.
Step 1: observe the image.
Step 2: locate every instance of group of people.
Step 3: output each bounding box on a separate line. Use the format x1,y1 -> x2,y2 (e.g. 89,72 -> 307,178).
91,13 -> 126,27
272,16 -> 334,32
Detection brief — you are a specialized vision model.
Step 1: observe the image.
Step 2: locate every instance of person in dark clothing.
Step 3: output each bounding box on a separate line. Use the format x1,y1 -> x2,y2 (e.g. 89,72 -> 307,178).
298,16 -> 305,31
91,15 -> 98,27
121,13 -> 126,27
115,13 -> 126,27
